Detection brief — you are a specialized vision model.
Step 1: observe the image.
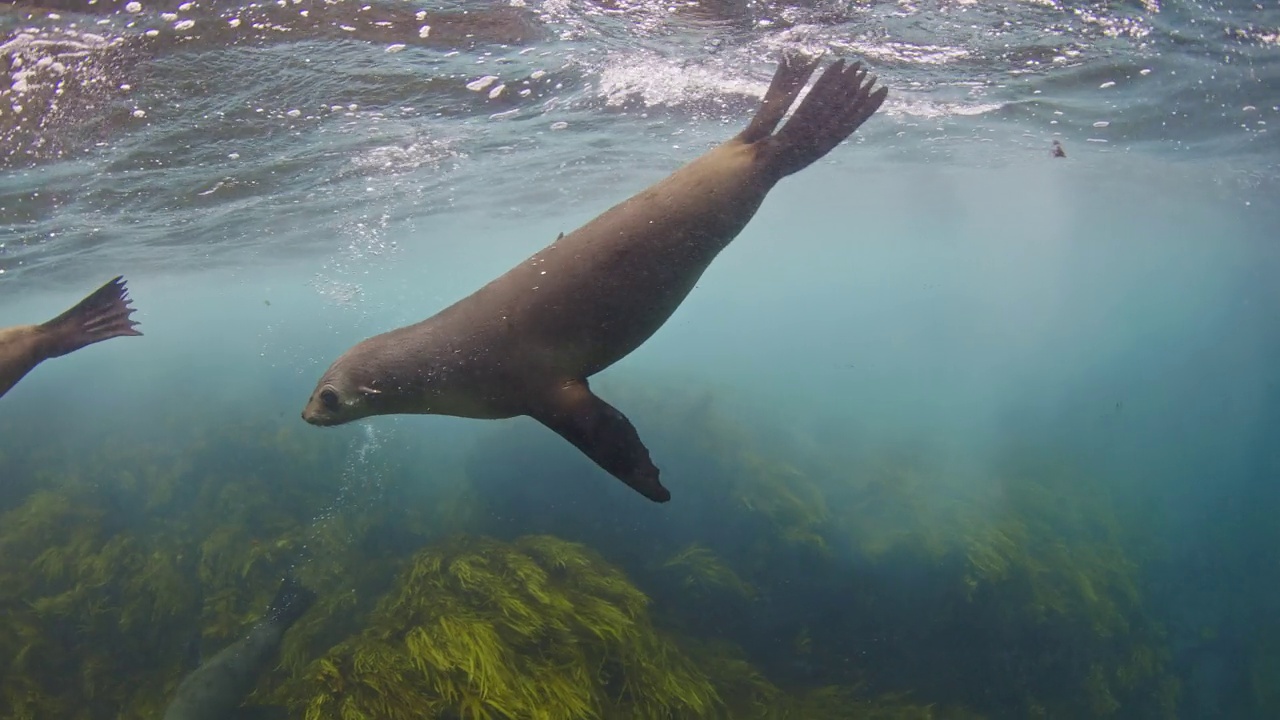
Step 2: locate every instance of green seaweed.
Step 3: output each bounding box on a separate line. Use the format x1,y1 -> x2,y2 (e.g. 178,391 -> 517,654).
0,378 -> 1187,720
444,379 -> 1182,718
276,534 -> 722,719
813,445 -> 1181,719
274,533 -> 979,720
0,419 -> 455,719
661,543 -> 757,601
683,638 -> 984,720
0,487 -> 196,719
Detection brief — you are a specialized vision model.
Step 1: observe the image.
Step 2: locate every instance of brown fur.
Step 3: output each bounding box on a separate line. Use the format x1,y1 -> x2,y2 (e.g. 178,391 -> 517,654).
0,276 -> 142,399
302,53 -> 889,503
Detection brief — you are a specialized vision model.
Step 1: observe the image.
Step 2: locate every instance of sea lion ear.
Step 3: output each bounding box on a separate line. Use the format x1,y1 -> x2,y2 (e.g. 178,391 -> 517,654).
357,385 -> 381,396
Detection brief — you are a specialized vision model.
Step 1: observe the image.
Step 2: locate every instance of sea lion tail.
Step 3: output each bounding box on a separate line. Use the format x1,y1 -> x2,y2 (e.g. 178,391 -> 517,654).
752,54 -> 889,180
265,573 -> 318,629
39,275 -> 142,358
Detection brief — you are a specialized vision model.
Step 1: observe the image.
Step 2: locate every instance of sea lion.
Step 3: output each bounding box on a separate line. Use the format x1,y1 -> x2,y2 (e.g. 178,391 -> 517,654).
161,574 -> 316,720
0,275 -> 142,400
302,52 -> 889,503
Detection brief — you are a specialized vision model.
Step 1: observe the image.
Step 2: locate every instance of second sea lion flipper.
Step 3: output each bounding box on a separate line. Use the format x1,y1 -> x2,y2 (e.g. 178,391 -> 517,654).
40,275 -> 143,358
265,573 -> 318,628
528,380 -> 671,503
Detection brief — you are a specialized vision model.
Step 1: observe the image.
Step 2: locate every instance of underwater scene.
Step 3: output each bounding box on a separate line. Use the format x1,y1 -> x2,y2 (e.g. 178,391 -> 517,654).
1,0 -> 1278,718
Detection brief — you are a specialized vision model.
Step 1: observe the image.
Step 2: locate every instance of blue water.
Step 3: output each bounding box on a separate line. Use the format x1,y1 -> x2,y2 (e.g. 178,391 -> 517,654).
1,0 -> 1278,718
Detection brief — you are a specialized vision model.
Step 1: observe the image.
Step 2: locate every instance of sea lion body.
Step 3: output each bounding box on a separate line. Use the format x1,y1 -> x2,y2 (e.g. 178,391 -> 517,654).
0,276 -> 141,400
304,54 -> 889,502
161,575 -> 315,720
338,141 -> 770,420
0,325 -> 45,396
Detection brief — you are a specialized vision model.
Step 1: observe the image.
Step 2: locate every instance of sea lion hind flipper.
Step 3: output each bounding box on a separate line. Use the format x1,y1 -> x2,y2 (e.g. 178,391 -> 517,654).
40,275 -> 142,358
265,573 -> 318,628
737,51 -> 823,144
757,57 -> 889,180
528,380 -> 671,503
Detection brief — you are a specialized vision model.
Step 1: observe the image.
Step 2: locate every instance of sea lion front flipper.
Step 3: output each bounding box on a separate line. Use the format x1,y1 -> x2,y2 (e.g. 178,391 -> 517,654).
757,58 -> 888,180
528,379 -> 670,503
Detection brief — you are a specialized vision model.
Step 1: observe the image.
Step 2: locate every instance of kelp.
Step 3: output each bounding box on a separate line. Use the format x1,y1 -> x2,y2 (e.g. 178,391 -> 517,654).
275,534 -> 721,720
454,380 -> 1181,718
811,445 -> 1181,719
276,534 -> 971,720
683,638 -> 984,720
0,448 -> 203,720
0,419 -> 454,719
661,543 -> 757,601
0,378 -> 1187,720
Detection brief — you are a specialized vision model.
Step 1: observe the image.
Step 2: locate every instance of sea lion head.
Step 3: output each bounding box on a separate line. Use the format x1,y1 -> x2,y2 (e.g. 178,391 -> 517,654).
302,331 -> 459,425
300,343 -> 398,426
301,364 -> 382,427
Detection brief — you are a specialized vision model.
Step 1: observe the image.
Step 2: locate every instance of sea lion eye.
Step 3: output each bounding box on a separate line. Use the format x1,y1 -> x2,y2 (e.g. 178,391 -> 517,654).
319,388 -> 340,411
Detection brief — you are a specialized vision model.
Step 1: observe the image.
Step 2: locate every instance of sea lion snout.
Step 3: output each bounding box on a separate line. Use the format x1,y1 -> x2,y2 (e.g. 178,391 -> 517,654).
300,400 -> 333,426
300,404 -> 327,425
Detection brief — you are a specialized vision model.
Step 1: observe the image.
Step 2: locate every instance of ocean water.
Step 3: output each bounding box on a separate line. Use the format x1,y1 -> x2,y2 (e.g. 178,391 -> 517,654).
1,0 -> 1278,718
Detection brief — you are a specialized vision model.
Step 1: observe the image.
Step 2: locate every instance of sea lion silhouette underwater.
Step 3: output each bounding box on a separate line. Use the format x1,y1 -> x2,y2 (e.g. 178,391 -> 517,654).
303,52 -> 889,503
0,275 -> 142,400
160,574 -> 316,720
